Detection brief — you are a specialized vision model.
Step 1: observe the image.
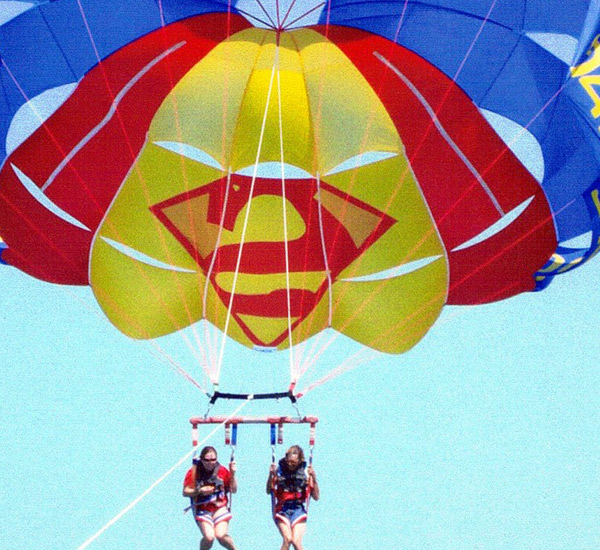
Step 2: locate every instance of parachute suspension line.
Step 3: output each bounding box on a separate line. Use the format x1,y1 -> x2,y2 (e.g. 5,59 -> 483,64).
392,0 -> 410,44
148,348 -> 207,394
214,44 -> 281,385
203,168 -> 233,376
298,1 -> 502,366
72,5 -> 207,353
276,61 -> 296,381
298,352 -> 375,398
0,68 -> 13,113
374,53 -> 503,216
316,172 -> 333,328
299,248 -> 542,398
290,172 -> 332,383
75,401 -> 248,550
38,8 -> 78,81
303,17 -> 514,375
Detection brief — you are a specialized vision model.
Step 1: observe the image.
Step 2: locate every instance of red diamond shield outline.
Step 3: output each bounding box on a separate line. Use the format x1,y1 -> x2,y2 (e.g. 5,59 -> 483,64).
151,174 -> 395,347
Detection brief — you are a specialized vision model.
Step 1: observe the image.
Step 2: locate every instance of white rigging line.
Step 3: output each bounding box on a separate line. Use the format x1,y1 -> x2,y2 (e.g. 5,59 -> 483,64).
75,400 -> 250,550
292,173 -> 332,381
215,43 -> 281,384
277,64 -> 295,381
202,168 -> 234,377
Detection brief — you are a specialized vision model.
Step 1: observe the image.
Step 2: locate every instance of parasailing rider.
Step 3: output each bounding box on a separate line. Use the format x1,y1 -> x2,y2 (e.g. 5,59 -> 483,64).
183,446 -> 238,550
267,445 -> 319,550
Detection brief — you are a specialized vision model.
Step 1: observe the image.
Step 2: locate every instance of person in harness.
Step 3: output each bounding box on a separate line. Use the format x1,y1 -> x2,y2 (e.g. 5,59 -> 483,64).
266,445 -> 319,550
183,446 -> 238,550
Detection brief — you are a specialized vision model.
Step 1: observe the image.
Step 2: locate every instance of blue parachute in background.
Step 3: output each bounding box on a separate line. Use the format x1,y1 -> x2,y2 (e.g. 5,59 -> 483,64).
0,0 -> 599,288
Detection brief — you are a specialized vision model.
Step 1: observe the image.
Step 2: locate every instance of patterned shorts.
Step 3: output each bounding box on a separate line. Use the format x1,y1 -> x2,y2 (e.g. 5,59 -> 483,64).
274,501 -> 307,527
195,506 -> 232,527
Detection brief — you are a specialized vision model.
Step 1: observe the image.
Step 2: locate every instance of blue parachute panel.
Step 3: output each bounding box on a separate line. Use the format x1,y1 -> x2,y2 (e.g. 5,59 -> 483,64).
0,0 -> 236,163
321,0 -> 600,285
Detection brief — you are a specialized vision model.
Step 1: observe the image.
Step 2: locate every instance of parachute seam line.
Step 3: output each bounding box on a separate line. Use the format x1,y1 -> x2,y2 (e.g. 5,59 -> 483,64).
153,2 -> 215,374
280,0 -> 300,29
293,29 -> 406,378
477,35 -> 522,109
228,31 -> 271,175
156,0 -> 166,26
289,27 -> 362,380
285,31 -> 320,374
275,0 -> 282,28
39,7 -> 78,81
296,146 -> 445,380
99,236 -> 197,272
216,42 -> 280,381
294,172 -> 335,382
254,0 -> 278,29
75,401 -> 249,550
41,42 -> 186,192
374,52 -> 505,217
303,193 -> 573,393
0,68 -> 13,115
75,1 -> 210,364
213,29 -> 270,368
316,173 -> 333,328
277,63 -> 296,376
0,35 -> 206,387
285,3 -> 327,29
236,7 -> 276,29
209,10 -> 241,365
203,168 -> 233,375
11,164 -> 91,231
88,139 -> 212,377
329,1 -> 515,33
392,0 -> 411,44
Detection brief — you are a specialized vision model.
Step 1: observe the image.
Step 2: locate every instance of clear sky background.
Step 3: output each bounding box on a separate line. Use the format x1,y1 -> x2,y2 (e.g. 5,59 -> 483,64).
2,1 -> 600,549
2,250 -> 599,550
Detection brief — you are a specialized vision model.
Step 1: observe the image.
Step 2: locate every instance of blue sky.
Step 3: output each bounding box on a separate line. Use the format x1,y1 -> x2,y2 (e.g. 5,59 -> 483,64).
1,1 -> 600,549
2,253 -> 599,550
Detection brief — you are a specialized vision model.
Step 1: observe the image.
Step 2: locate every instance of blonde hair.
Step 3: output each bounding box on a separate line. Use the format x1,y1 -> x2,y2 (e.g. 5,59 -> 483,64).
285,445 -> 305,462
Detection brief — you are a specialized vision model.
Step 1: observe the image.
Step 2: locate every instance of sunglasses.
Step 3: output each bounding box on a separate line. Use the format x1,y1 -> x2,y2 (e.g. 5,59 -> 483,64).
201,457 -> 217,462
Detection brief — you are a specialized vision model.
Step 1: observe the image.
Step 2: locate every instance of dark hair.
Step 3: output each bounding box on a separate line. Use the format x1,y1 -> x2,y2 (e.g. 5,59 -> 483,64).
196,446 -> 218,479
285,445 -> 305,462
200,446 -> 217,460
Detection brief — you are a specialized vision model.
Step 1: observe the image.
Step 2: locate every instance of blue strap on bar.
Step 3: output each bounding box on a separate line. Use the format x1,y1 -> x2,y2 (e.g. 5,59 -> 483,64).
231,423 -> 238,446
270,423 -> 276,446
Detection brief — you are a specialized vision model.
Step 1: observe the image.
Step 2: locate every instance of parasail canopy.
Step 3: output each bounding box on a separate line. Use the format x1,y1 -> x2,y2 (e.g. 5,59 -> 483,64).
0,1 -> 598,376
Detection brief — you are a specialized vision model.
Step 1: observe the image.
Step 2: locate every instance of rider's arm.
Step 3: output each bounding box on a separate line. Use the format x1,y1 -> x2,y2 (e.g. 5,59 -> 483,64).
266,464 -> 277,494
307,466 -> 320,501
229,462 -> 238,494
182,468 -> 199,497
